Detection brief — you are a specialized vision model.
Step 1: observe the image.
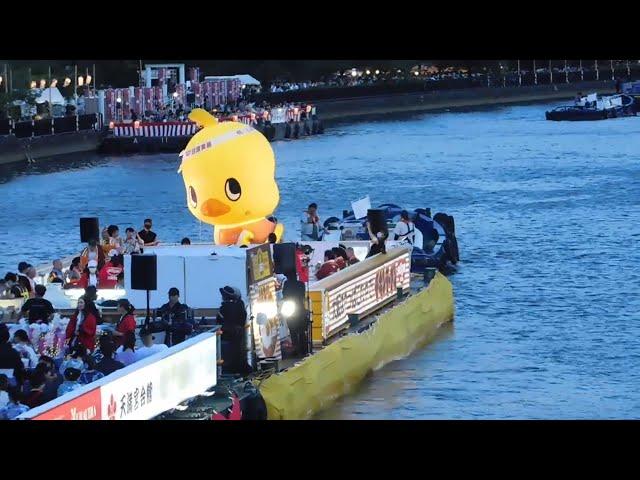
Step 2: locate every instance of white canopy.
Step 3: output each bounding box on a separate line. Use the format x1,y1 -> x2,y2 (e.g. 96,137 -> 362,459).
35,87 -> 66,105
203,74 -> 261,86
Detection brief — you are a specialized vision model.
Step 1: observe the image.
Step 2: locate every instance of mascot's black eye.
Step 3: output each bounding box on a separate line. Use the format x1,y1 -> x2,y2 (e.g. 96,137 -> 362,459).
225,178 -> 241,201
189,186 -> 197,206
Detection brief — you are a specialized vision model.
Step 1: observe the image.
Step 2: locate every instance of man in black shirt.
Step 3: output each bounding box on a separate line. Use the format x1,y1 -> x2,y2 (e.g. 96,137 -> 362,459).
282,274 -> 309,356
158,287 -> 192,346
138,218 -> 159,247
95,337 -> 125,376
19,284 -> 55,324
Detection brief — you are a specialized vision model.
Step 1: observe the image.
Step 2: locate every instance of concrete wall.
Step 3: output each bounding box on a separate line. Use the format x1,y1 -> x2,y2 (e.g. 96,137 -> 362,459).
315,80 -> 616,120
0,130 -> 104,166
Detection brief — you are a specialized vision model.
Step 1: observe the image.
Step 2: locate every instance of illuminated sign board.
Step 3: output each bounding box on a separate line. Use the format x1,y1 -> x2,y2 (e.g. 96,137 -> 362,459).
249,277 -> 282,360
246,244 -> 274,286
309,248 -> 411,342
21,333 -> 218,420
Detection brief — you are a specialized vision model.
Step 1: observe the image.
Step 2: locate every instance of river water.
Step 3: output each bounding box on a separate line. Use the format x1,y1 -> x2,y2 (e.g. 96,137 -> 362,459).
1,101 -> 639,419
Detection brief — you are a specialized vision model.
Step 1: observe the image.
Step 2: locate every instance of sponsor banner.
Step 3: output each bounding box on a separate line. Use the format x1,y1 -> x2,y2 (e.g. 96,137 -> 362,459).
32,388 -> 102,420
20,332 -> 217,420
100,333 -> 217,420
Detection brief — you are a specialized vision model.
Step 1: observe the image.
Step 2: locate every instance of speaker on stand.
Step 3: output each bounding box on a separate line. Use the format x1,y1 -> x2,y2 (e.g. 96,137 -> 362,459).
130,254 -> 158,329
80,217 -> 100,243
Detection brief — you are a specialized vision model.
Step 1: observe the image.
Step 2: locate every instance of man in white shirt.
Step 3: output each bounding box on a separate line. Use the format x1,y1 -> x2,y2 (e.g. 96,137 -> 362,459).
393,210 -> 415,245
135,330 -> 168,361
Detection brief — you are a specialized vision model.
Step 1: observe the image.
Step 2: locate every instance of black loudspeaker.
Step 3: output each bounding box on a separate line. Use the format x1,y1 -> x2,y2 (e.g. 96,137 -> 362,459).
80,217 -> 100,243
367,209 -> 388,237
131,255 -> 157,291
273,243 -> 297,276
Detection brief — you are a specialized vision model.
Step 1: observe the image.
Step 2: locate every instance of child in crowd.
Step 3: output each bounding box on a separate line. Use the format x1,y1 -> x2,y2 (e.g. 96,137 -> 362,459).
0,387 -> 29,420
57,368 -> 83,397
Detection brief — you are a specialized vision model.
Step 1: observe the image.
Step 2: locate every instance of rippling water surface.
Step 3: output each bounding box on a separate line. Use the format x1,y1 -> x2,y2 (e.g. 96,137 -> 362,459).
1,101 -> 639,418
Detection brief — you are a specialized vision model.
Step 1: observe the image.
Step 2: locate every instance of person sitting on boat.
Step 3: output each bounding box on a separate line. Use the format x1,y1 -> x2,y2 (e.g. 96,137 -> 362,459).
78,260 -> 100,289
301,203 -> 321,241
393,210 -> 415,245
48,259 -> 64,285
80,239 -> 106,272
16,262 -> 33,298
122,227 -> 144,255
98,254 -> 123,289
106,225 -> 124,255
345,247 -> 360,265
295,244 -> 311,283
332,247 -> 348,270
3,273 -> 28,299
316,250 -> 340,280
64,257 -> 82,287
366,222 -> 387,258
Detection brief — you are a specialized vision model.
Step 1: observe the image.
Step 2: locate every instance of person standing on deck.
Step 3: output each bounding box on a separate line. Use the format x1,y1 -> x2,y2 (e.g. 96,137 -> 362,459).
301,203 -> 321,241
138,218 -> 159,247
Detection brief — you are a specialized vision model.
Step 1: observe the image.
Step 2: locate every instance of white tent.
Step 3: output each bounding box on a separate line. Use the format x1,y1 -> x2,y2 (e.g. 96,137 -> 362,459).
35,87 -> 66,105
203,74 -> 261,86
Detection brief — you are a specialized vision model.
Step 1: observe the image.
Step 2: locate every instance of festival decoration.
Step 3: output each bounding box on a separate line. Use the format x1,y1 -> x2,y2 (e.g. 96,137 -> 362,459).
178,109 -> 284,245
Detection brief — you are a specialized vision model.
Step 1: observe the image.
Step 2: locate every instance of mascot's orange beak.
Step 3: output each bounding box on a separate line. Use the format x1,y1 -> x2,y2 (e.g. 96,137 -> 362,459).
201,198 -> 231,217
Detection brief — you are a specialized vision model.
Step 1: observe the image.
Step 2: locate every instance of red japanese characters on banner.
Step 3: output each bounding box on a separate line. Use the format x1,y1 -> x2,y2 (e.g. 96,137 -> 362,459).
32,388 -> 102,420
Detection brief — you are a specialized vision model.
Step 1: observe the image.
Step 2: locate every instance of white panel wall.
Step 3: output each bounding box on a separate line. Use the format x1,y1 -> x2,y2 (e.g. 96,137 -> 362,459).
124,255 -> 185,310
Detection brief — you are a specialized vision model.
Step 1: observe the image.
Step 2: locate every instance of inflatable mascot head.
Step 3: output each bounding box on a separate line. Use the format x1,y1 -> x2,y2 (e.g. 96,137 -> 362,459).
179,109 -> 283,245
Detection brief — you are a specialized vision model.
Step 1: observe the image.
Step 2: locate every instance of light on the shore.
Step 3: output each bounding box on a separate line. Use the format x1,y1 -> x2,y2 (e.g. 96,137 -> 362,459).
78,76 -> 84,86
414,71 -> 419,76
30,81 -> 37,89
63,77 -> 71,87
351,69 -> 357,77
134,120 -> 141,128
116,97 -> 122,103
109,121 -> 114,129
366,70 -> 371,75
85,75 -> 92,85
375,69 -> 380,74
173,91 -> 178,98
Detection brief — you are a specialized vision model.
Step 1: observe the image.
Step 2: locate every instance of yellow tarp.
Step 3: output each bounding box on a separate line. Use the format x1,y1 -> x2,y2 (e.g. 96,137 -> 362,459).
257,271 -> 454,419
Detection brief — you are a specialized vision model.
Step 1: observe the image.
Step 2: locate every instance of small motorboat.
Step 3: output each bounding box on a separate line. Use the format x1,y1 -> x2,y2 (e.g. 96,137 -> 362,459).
307,203 -> 460,273
545,93 -> 636,121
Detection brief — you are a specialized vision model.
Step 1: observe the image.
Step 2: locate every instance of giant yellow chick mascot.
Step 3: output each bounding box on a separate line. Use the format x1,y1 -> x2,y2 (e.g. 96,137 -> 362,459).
178,109 -> 284,245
